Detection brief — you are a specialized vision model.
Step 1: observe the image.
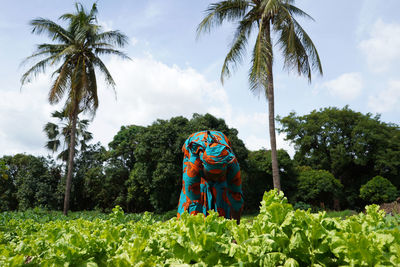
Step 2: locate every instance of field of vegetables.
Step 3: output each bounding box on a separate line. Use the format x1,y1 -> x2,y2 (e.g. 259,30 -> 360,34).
1,190 -> 400,266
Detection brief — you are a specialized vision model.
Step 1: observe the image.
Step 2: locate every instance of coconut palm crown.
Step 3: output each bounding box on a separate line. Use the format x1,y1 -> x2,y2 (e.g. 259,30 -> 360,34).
21,3 -> 130,215
197,0 -> 323,190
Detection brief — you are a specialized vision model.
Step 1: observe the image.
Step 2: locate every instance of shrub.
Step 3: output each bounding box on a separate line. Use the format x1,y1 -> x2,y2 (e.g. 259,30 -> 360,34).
296,168 -> 343,208
359,176 -> 398,204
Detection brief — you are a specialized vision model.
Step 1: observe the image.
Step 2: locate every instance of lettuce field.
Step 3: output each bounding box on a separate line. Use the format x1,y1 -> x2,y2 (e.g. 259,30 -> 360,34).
1,190 -> 400,266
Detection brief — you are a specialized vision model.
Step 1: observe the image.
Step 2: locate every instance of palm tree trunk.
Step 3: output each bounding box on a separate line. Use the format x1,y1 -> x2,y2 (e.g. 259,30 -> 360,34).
63,103 -> 78,216
265,20 -> 281,191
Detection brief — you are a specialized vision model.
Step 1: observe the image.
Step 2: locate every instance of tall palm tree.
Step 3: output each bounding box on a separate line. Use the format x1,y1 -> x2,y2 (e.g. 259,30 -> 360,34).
44,109 -> 93,163
21,3 -> 129,215
197,0 -> 322,190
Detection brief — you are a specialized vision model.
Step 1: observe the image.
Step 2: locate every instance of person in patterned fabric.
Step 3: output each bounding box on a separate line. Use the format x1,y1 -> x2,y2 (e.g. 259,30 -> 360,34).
177,130 -> 244,224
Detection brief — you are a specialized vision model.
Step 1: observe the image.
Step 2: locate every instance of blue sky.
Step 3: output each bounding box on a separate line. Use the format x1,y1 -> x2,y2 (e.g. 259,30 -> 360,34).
1,0 -> 399,157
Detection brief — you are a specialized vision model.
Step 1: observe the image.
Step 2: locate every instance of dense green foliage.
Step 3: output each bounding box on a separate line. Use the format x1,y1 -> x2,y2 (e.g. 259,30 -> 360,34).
108,113 -> 248,213
296,167 -> 343,209
0,114 -> 248,213
243,149 -> 297,211
2,108 -> 399,213
360,176 -> 398,204
1,190 -> 399,266
0,154 -> 61,211
278,106 -> 400,209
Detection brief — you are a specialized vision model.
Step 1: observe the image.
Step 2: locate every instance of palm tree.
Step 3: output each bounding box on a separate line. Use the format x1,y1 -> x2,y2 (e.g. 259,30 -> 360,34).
21,3 -> 129,215
44,109 -> 93,163
197,0 -> 322,190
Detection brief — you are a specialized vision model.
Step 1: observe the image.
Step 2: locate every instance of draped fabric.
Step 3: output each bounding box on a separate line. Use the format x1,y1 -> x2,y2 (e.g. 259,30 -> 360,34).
177,130 -> 244,219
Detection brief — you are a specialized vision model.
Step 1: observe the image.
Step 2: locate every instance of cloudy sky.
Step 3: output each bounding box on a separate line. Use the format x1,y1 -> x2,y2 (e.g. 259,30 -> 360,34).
1,0 -> 399,158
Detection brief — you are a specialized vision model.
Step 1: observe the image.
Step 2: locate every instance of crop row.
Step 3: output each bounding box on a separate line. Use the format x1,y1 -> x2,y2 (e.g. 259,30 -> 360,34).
1,190 -> 399,266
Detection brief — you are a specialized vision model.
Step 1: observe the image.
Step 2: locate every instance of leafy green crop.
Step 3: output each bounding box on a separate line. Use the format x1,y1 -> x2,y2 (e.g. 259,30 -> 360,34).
1,190 -> 399,266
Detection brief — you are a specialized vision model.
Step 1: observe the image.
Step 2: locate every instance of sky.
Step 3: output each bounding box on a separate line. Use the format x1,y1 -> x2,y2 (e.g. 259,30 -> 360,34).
1,0 -> 399,158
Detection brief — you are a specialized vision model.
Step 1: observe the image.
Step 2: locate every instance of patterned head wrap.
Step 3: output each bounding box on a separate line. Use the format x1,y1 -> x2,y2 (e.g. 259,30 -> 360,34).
200,132 -> 235,174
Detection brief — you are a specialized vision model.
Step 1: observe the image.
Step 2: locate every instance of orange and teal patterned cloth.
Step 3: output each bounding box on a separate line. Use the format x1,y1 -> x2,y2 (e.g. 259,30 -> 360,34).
177,130 -> 244,219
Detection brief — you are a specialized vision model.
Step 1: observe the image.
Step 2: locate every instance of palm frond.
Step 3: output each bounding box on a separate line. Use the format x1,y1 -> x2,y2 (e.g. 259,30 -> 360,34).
286,4 -> 314,21
275,8 -> 322,82
89,3 -> 98,19
43,122 -> 59,139
197,0 -> 250,38
49,59 -> 72,104
292,17 -> 323,76
20,44 -> 68,67
220,16 -> 255,83
94,48 -> 131,60
59,13 -> 74,21
261,0 -> 281,20
21,55 -> 58,85
91,42 -> 114,49
45,140 -> 61,153
95,30 -> 129,47
85,61 -> 99,116
249,20 -> 272,95
30,18 -> 71,43
92,57 -> 116,89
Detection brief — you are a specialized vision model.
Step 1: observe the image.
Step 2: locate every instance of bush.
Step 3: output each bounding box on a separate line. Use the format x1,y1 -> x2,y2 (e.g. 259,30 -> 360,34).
296,168 -> 343,209
359,176 -> 398,204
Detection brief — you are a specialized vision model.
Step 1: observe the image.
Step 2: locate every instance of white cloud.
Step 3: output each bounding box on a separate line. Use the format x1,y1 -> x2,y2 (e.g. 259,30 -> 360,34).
90,56 -> 232,147
229,112 -> 295,157
359,19 -> 400,73
322,72 -> 363,100
99,20 -> 114,31
0,74 -> 61,156
0,53 -> 289,157
368,80 -> 400,113
243,133 -> 295,157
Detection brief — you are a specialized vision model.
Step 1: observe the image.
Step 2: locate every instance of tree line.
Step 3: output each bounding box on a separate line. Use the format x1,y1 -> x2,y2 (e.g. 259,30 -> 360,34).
1,108 -> 399,213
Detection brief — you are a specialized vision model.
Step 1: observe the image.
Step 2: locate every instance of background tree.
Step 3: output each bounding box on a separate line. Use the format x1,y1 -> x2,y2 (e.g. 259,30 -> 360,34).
0,158 -> 17,211
359,176 -> 398,204
197,0 -> 323,190
278,106 -> 400,209
107,113 -> 248,213
0,154 -> 61,210
73,143 -> 107,211
242,149 -> 296,211
106,125 -> 145,212
21,3 -> 129,215
295,167 -> 343,209
44,109 -> 93,162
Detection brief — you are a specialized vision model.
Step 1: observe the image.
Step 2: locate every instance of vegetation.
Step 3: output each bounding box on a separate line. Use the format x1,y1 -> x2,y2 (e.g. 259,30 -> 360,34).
44,109 -> 93,162
1,190 -> 399,266
3,2 -> 399,265
360,176 -> 398,204
243,149 -> 297,211
1,109 -> 399,213
20,3 -> 129,215
0,154 -> 61,211
296,167 -> 343,209
278,106 -> 400,209
0,113 -> 248,213
197,0 -> 323,190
